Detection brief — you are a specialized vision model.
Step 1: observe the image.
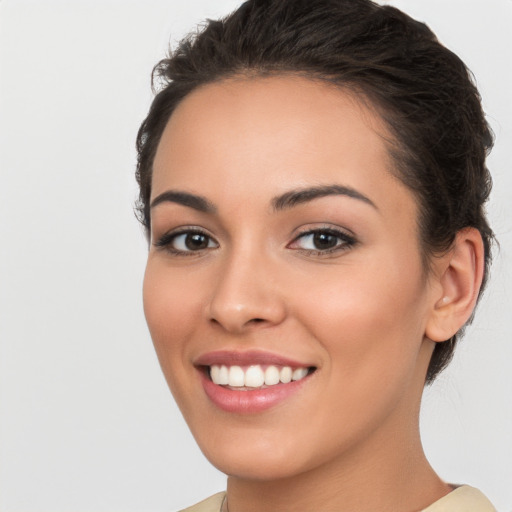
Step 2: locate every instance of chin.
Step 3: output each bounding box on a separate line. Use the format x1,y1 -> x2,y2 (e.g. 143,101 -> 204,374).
209,452 -> 307,482
193,425 -> 310,481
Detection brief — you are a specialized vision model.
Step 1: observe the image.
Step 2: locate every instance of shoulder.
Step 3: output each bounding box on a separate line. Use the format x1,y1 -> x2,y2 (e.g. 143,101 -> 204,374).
176,487 -> 495,512
178,492 -> 226,512
421,485 -> 496,512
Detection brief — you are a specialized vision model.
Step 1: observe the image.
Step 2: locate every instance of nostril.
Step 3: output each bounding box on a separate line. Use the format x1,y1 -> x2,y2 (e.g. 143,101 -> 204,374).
209,317 -> 264,326
245,318 -> 268,327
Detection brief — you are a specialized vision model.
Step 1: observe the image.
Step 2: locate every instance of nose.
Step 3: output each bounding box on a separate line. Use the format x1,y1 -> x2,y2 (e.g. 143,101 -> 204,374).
207,248 -> 287,333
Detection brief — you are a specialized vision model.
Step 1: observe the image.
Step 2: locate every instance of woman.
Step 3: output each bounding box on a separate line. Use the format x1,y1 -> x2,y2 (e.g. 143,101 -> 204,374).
136,0 -> 496,510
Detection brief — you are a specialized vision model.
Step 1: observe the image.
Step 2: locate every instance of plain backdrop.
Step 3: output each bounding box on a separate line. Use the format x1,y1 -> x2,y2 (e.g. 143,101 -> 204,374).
0,0 -> 511,511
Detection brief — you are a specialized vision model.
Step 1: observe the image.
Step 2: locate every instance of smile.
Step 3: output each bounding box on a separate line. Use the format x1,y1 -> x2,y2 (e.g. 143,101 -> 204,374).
195,350 -> 317,413
209,364 -> 310,389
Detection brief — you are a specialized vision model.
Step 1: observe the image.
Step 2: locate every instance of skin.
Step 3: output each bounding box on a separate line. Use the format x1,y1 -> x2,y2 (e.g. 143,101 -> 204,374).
143,76 -> 483,511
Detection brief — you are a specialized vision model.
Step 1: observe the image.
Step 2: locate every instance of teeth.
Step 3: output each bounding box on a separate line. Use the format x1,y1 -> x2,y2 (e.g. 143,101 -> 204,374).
245,365 -> 265,387
210,365 -> 220,383
280,366 -> 292,384
218,365 -> 229,385
209,364 -> 310,388
292,368 -> 308,381
228,365 -> 245,387
264,365 -> 280,385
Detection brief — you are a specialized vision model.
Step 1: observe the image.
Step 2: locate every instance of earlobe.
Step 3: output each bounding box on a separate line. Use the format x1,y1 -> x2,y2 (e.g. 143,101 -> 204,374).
425,228 -> 485,342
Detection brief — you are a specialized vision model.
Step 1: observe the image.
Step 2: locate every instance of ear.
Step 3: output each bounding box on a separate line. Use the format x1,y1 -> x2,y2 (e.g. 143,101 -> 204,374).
425,228 -> 485,342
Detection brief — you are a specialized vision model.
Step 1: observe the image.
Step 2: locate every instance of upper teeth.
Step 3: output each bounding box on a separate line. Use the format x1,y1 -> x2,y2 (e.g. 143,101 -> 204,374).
210,365 -> 309,388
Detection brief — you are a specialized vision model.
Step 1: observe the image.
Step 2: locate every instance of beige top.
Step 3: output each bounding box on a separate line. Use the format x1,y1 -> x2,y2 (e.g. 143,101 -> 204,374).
178,485 -> 496,512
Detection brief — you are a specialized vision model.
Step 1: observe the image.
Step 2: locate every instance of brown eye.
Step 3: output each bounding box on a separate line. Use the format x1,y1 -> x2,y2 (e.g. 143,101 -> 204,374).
171,232 -> 218,252
184,233 -> 210,250
289,228 -> 356,255
154,229 -> 219,254
312,232 -> 339,250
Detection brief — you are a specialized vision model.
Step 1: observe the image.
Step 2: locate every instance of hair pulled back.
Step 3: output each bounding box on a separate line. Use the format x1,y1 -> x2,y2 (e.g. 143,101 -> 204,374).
136,0 -> 494,383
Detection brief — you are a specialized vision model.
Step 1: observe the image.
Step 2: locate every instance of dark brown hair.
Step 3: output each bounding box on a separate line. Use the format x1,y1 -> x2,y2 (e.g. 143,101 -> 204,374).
135,0 -> 494,383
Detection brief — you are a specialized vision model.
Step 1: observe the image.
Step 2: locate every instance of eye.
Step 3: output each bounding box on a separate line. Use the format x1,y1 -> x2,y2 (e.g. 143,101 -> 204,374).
289,228 -> 356,255
154,229 -> 219,255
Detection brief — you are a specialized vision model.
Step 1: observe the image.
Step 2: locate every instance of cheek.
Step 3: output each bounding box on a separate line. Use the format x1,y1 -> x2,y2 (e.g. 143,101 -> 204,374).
280,257 -> 429,460
297,253 -> 429,383
142,259 -> 206,381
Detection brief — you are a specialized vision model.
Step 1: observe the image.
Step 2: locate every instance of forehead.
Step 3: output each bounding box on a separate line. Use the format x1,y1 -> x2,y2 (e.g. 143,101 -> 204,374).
151,75 -> 412,218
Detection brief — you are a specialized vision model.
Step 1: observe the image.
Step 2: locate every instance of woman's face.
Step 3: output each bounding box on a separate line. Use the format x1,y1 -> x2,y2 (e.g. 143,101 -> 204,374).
144,76 -> 439,480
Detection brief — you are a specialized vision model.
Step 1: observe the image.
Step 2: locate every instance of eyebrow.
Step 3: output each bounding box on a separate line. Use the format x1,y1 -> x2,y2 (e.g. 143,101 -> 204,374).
272,184 -> 377,211
150,184 -> 376,215
150,190 -> 217,213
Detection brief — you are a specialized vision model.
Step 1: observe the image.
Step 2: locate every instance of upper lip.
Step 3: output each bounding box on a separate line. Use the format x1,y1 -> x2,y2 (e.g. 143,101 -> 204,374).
194,349 -> 313,368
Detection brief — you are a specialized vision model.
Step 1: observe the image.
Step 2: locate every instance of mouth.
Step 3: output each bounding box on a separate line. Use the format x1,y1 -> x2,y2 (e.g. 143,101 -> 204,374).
195,350 -> 317,413
205,364 -> 315,390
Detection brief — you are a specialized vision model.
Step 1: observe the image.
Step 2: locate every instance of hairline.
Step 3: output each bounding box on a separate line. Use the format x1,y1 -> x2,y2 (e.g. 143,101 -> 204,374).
145,70 -> 437,275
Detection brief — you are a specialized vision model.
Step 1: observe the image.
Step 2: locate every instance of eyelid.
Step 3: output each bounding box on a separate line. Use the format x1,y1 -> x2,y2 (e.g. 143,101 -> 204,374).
153,226 -> 219,255
287,225 -> 357,255
152,223 -> 356,257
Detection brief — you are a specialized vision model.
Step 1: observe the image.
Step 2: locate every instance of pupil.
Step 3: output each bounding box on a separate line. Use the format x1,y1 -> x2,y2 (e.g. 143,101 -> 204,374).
313,232 -> 337,249
185,233 -> 208,250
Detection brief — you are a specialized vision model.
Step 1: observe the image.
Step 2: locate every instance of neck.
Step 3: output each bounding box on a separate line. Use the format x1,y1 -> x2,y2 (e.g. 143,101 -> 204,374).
226,424 -> 449,512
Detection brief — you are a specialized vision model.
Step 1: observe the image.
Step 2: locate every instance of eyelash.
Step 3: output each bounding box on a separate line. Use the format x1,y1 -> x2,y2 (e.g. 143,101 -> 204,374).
289,227 -> 357,256
154,228 -> 219,257
154,227 -> 357,257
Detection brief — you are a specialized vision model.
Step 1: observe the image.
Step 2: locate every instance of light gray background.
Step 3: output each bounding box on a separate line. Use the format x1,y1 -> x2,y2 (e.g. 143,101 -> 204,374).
1,1 -> 511,510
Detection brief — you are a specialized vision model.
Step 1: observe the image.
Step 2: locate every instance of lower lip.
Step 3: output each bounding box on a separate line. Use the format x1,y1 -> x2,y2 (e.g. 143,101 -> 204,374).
199,370 -> 310,413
